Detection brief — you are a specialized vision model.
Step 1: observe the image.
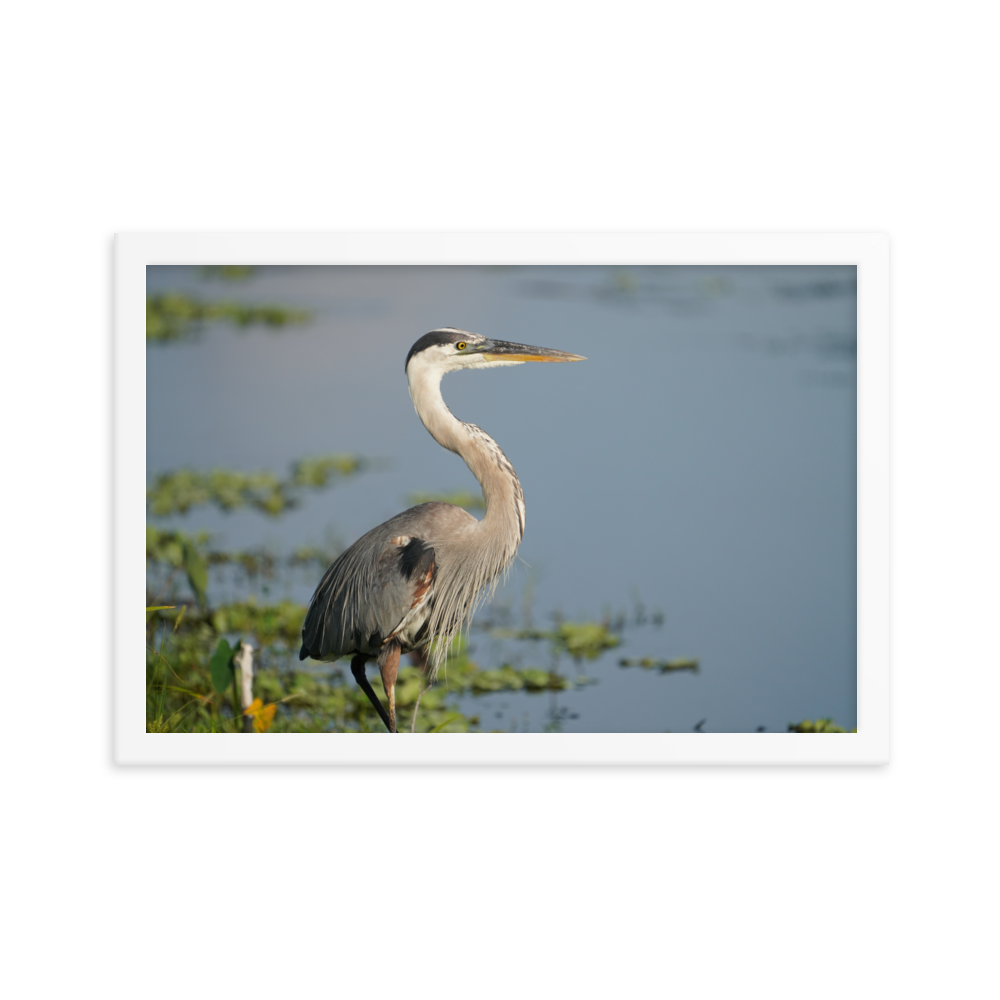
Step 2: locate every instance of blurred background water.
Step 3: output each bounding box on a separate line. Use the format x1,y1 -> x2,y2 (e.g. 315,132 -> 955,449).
147,264 -> 857,733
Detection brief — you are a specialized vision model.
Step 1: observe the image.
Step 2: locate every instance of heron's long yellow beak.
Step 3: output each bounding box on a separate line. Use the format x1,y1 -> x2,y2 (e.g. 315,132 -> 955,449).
480,340 -> 586,363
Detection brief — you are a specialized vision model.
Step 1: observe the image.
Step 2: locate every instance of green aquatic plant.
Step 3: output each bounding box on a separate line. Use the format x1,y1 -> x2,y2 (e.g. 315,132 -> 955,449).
147,455 -> 366,517
619,657 -> 699,674
146,292 -> 310,342
788,719 -> 856,733
553,621 -> 620,661
406,490 -> 486,510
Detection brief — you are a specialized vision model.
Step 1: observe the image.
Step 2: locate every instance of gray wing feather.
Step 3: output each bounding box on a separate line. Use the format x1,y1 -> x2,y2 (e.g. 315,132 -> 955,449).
300,507 -> 440,661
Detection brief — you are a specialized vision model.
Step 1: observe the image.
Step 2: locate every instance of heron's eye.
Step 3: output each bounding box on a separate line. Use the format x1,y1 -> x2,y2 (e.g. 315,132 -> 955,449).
457,342 -> 467,351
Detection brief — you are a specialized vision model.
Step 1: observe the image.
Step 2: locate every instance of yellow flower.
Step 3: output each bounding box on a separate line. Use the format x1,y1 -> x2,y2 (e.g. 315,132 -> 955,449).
244,698 -> 277,733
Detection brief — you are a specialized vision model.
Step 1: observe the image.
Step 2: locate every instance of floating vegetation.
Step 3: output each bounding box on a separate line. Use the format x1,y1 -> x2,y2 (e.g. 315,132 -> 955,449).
199,265 -> 257,282
406,490 -> 485,510
147,455 -> 366,517
146,292 -> 310,342
553,621 -> 620,661
788,718 -> 856,733
774,278 -> 856,300
619,656 -> 699,674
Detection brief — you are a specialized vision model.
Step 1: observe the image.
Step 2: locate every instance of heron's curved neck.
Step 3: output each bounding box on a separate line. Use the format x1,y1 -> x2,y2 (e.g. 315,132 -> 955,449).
408,364 -> 525,540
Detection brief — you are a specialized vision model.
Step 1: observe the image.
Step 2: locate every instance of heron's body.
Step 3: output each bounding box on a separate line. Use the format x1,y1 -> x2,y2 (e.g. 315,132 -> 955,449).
299,327 -> 584,732
301,500 -> 491,662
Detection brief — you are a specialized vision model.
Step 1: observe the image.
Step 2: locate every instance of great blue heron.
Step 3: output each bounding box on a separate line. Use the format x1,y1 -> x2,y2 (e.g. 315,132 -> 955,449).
299,328 -> 585,732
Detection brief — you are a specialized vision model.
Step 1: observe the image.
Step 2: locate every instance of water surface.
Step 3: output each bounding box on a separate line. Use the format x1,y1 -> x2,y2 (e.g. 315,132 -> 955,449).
147,265 -> 857,732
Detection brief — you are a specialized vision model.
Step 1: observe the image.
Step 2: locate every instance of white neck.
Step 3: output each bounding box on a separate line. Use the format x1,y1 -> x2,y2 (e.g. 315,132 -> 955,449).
407,361 -> 526,541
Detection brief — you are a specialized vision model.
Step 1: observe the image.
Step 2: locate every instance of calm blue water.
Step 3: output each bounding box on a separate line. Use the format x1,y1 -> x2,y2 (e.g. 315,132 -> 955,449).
147,265 -> 857,732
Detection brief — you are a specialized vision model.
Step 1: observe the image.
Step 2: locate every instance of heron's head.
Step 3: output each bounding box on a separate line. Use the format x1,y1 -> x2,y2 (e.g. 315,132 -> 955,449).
405,328 -> 586,379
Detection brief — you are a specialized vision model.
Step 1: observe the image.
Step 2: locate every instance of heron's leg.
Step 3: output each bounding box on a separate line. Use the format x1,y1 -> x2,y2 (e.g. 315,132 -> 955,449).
350,655 -> 392,732
379,643 -> 401,734
379,645 -> 401,734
